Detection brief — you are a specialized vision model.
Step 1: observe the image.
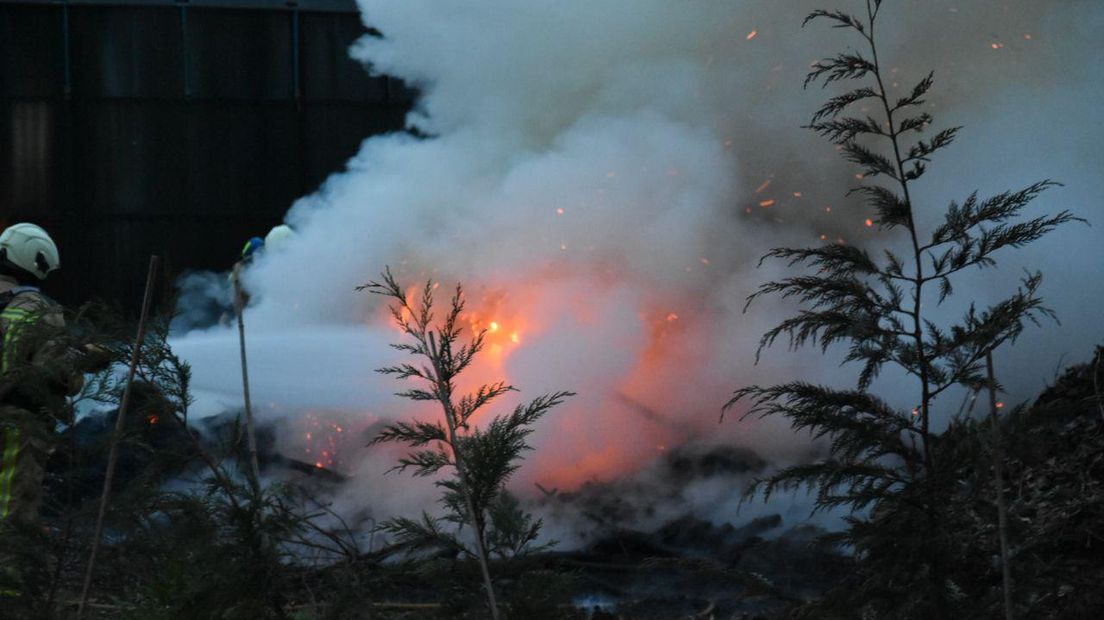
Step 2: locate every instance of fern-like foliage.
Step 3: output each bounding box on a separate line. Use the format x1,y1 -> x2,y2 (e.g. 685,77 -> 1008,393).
362,268 -> 572,617
725,2 -> 1082,617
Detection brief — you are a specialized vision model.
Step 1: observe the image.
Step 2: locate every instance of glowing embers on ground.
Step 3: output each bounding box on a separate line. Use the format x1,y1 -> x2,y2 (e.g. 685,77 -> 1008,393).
302,411 -> 350,470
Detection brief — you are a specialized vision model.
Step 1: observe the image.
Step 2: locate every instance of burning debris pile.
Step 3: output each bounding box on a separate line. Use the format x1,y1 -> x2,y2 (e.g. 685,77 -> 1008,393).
8,0 -> 1099,617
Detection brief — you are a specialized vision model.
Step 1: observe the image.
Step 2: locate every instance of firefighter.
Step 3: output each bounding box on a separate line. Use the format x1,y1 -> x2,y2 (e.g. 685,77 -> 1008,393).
229,225 -> 295,312
230,236 -> 265,311
263,224 -> 295,252
0,223 -> 84,602
0,223 -> 70,528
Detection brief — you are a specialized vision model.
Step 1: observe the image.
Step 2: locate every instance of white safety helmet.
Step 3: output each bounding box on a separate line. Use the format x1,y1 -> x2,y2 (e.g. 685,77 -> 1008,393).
264,224 -> 296,253
0,223 -> 60,280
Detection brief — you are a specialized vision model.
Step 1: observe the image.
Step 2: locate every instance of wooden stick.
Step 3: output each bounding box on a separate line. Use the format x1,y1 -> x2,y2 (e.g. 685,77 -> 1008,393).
77,255 -> 160,618
232,268 -> 262,493
986,350 -> 1015,620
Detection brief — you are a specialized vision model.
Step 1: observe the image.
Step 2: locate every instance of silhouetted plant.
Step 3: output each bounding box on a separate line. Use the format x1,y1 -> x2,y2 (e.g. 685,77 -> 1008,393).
725,1 -> 1080,618
363,268 -> 571,620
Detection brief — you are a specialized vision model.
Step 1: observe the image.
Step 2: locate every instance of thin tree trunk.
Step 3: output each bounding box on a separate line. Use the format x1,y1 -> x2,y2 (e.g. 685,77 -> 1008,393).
444,409 -> 501,620
864,3 -> 946,612
428,333 -> 501,620
986,351 -> 1015,620
77,255 -> 159,618
1093,348 -> 1104,424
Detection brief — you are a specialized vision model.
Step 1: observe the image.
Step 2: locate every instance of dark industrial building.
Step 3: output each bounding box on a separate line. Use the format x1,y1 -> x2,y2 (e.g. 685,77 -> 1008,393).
0,0 -> 412,311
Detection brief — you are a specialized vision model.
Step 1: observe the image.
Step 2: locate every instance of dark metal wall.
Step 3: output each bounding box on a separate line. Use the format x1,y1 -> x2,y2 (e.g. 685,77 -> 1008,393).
0,0 -> 412,312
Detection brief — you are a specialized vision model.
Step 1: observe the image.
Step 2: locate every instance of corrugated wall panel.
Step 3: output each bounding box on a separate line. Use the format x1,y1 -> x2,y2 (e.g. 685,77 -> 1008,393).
0,1 -> 412,312
70,6 -> 184,98
0,5 -> 64,98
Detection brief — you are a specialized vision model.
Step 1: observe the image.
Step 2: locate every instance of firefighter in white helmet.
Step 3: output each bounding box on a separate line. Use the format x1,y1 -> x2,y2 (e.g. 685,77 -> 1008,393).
263,224 -> 295,253
230,225 -> 295,308
0,223 -> 71,528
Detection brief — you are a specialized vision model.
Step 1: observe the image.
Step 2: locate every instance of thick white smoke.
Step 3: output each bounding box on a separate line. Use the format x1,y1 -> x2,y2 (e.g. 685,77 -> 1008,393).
171,0 -> 1103,533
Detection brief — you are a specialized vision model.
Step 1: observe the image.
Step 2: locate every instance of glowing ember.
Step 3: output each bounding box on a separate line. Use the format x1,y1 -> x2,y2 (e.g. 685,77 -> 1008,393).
746,29 -> 758,40
825,206 -> 832,213
996,402 -> 1005,409
865,218 -> 874,227
819,234 -> 828,241
489,321 -> 500,332
1024,33 -> 1033,40
991,42 -> 1004,50
665,313 -> 679,322
792,191 -> 802,197
510,332 -> 520,344
699,257 -> 710,265
298,412 -> 351,470
755,179 -> 772,193
759,199 -> 775,208
556,208 -> 564,215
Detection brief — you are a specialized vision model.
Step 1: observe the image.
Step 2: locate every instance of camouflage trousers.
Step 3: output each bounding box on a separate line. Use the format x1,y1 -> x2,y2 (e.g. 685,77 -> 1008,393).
0,406 -> 49,526
1,406 -> 51,602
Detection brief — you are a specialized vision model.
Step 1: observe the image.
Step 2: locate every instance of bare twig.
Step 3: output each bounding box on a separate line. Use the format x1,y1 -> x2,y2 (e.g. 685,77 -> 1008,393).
77,255 -> 160,618
986,350 -> 1015,620
1093,348 -> 1104,424
232,268 -> 262,493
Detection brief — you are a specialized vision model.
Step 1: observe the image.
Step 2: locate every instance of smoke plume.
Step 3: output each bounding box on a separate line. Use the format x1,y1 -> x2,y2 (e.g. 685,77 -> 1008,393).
170,0 -> 1104,531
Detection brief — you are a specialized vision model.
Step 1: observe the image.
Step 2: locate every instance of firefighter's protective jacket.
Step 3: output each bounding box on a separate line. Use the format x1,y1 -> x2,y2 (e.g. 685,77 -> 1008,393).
0,273 -> 70,522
